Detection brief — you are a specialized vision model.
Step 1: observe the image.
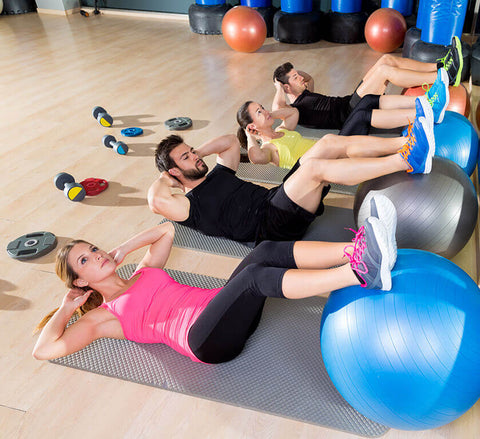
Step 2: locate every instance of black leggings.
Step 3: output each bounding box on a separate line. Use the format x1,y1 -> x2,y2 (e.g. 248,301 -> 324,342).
187,241 -> 297,364
339,94 -> 380,136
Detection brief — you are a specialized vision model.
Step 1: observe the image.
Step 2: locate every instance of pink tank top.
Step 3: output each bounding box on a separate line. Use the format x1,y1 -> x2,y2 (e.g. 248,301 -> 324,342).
100,267 -> 221,362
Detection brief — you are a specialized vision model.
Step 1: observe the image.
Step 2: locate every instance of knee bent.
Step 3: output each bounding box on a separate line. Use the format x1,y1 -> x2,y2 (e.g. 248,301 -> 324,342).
378,54 -> 396,67
301,157 -> 329,181
254,240 -> 278,256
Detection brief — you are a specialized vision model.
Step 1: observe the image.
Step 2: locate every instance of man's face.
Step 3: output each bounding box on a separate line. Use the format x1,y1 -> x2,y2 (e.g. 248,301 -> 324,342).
286,69 -> 306,95
169,143 -> 208,180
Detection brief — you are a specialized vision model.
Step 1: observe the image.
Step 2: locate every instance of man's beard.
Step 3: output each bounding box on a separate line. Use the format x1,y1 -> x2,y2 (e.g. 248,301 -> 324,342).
182,161 -> 209,180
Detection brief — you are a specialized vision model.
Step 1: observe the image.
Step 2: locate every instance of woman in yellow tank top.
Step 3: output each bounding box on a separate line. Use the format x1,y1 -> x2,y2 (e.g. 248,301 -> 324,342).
236,100 -> 428,170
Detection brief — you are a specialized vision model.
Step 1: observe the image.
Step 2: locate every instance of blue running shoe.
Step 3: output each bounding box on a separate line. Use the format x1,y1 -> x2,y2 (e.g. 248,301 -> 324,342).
343,218 -> 392,291
402,120 -> 413,137
425,68 -> 449,123
398,116 -> 435,174
415,95 -> 434,129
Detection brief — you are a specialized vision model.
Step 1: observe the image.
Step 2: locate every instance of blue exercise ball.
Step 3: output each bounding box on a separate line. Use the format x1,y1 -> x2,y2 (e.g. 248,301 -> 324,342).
434,111 -> 479,176
320,249 -> 480,430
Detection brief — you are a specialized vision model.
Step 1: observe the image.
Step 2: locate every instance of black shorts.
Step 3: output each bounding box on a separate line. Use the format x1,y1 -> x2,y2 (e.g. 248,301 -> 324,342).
340,94 -> 380,136
255,180 -> 330,244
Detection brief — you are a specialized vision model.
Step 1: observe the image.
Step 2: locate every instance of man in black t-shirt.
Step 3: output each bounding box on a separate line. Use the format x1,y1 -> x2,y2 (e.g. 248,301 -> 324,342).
272,47 -> 462,135
147,129 -> 433,245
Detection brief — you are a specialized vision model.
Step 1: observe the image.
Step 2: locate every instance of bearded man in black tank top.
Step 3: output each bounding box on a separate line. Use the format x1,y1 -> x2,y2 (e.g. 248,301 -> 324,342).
147,130 -> 433,245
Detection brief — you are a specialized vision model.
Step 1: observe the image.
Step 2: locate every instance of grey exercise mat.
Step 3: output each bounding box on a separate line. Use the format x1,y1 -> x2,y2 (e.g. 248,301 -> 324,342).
236,162 -> 358,195
162,204 -> 356,258
51,266 -> 388,437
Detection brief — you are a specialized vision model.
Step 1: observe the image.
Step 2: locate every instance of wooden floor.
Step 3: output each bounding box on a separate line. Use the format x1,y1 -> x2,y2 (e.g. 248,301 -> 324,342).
0,10 -> 479,439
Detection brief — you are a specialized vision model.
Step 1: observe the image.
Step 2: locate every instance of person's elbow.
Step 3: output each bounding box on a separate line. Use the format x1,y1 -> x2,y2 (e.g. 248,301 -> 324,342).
225,134 -> 241,151
147,187 -> 168,215
248,150 -> 268,165
32,344 -> 53,361
148,196 -> 163,215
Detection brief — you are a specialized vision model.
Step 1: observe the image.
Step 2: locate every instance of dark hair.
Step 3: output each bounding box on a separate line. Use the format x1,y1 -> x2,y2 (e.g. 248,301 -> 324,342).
236,101 -> 254,149
155,134 -> 184,172
273,62 -> 294,85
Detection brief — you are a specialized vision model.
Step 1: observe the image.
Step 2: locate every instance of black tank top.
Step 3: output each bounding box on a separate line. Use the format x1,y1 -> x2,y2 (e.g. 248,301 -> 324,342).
291,90 -> 353,129
178,164 -> 270,242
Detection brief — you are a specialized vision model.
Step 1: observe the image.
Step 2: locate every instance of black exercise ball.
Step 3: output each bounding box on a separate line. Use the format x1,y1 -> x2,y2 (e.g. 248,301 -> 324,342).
354,157 -> 478,259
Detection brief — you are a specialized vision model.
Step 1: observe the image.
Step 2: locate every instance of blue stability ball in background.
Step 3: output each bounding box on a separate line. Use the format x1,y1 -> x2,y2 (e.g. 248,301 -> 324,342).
320,249 -> 480,430
434,111 -> 479,176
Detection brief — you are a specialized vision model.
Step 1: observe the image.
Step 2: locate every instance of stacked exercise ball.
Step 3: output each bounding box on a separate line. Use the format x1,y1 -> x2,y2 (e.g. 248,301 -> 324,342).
365,8 -> 407,53
320,249 -> 480,430
222,6 -> 267,53
433,111 -> 479,176
354,157 -> 478,259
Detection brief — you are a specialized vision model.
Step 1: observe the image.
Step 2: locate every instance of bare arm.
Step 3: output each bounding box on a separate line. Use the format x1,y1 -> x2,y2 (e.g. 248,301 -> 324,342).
245,130 -> 273,165
194,134 -> 241,171
272,79 -> 290,111
298,70 -> 314,92
270,106 -> 299,131
147,172 -> 190,221
32,289 -> 103,360
108,222 -> 175,271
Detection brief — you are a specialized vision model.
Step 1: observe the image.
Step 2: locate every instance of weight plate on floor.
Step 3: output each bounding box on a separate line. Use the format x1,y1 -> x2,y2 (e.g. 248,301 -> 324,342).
121,127 -> 143,137
80,178 -> 109,196
164,117 -> 192,131
7,231 -> 57,260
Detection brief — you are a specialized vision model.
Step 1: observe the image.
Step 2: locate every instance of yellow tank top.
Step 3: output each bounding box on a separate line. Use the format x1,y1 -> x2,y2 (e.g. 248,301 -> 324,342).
269,129 -> 316,169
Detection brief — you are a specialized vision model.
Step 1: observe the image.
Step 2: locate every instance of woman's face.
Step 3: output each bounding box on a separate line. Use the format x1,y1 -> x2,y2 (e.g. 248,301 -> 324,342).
247,102 -> 273,133
67,242 -> 116,285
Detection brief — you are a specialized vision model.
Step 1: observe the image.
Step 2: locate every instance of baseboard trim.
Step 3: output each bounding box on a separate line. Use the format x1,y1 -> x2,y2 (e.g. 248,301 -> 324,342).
79,7 -> 188,21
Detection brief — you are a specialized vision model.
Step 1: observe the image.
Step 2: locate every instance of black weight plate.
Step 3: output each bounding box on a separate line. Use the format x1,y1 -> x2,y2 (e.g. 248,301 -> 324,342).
7,231 -> 58,260
102,134 -> 116,148
54,172 -> 75,190
92,106 -> 107,120
164,117 -> 192,131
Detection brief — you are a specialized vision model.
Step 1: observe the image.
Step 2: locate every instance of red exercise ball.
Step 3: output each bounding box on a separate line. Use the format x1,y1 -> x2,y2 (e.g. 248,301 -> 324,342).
222,6 -> 267,53
402,83 -> 471,118
365,8 -> 407,53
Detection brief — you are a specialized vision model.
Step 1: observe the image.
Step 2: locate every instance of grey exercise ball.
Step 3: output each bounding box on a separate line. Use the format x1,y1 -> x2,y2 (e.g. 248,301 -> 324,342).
354,157 -> 478,259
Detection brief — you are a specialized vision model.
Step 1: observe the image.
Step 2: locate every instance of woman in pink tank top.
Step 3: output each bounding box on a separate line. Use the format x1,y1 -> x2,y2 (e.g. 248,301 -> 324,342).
33,194 -> 397,364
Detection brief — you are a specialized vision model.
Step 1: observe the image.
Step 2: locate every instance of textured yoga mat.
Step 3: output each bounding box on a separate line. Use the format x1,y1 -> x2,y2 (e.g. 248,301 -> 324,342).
162,204 -> 356,258
51,266 -> 388,437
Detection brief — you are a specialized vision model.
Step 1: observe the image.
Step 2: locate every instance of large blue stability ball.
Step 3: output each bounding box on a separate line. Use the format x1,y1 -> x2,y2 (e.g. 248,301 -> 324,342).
354,157 -> 478,259
320,249 -> 480,430
434,111 -> 479,176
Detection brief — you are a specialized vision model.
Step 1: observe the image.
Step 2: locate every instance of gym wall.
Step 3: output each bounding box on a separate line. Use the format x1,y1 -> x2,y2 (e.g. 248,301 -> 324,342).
80,1 -> 326,15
